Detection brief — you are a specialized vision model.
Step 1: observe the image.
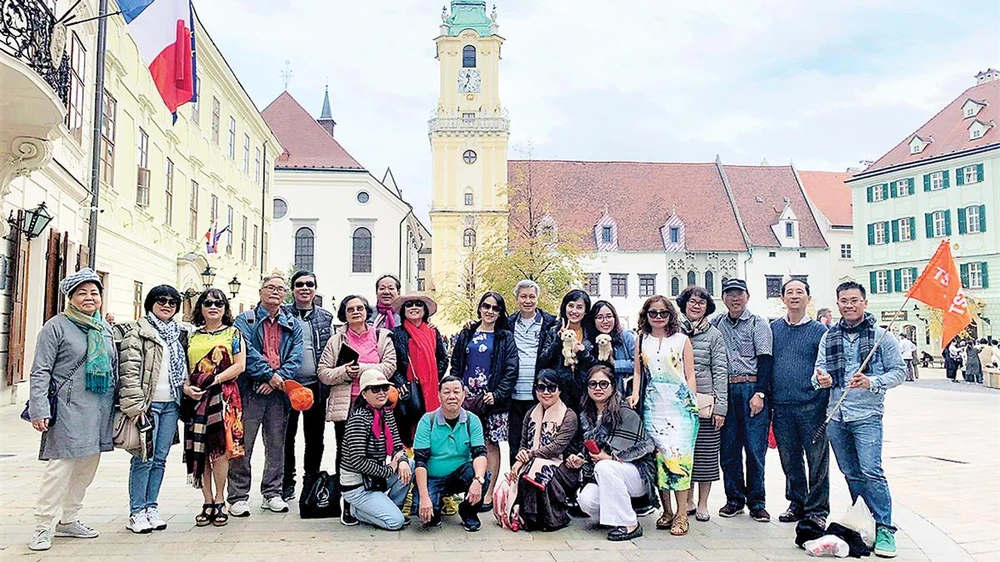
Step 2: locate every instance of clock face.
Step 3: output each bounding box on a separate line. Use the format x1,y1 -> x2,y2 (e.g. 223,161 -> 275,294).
458,69 -> 481,93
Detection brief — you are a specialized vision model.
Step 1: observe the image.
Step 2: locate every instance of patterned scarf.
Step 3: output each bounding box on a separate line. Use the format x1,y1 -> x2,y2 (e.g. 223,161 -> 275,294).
147,312 -> 186,401
824,312 -> 877,388
63,304 -> 112,394
377,304 -> 397,329
680,315 -> 711,337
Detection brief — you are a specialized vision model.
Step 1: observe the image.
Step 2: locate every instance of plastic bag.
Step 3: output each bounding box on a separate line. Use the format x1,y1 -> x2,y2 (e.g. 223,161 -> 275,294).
833,498 -> 876,547
492,472 -> 520,531
804,536 -> 850,557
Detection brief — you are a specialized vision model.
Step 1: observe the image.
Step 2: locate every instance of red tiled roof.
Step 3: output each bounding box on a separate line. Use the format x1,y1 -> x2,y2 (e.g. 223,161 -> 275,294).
865,79 -> 1000,173
722,165 -> 827,248
261,92 -> 365,171
506,160 -> 747,252
798,170 -> 854,227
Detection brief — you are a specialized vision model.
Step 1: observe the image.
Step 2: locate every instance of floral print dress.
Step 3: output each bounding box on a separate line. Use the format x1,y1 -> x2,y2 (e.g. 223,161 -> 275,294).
641,333 -> 699,491
462,331 -> 508,442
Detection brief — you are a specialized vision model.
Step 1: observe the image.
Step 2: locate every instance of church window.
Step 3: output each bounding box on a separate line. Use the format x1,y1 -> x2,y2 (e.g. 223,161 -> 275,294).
705,271 -> 715,294
352,227 -> 372,273
357,191 -> 370,204
670,277 -> 680,297
687,271 -> 696,287
463,228 -> 477,248
463,45 -> 476,68
465,191 -> 473,206
294,227 -> 315,273
463,150 -> 477,164
272,198 -> 288,220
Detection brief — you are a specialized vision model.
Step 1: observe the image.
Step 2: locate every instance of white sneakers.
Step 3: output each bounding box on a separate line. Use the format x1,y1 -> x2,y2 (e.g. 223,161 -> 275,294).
126,511 -> 153,534
261,496 -> 289,513
229,500 -> 251,517
28,528 -> 51,551
145,507 -> 168,531
54,520 -> 99,539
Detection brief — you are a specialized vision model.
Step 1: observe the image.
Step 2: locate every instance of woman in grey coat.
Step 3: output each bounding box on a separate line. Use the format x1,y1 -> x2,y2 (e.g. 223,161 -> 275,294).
676,287 -> 729,522
27,269 -> 118,552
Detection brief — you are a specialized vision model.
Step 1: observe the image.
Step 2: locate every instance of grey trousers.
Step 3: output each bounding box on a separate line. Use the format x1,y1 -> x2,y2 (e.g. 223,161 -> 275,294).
227,389 -> 290,504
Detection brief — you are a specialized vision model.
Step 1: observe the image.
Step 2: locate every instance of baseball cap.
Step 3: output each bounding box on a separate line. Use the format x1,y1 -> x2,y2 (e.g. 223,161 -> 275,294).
721,278 -> 749,294
359,369 -> 391,393
284,380 -> 314,412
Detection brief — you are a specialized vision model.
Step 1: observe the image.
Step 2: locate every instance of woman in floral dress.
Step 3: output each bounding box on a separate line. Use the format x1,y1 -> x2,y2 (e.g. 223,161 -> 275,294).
629,295 -> 699,536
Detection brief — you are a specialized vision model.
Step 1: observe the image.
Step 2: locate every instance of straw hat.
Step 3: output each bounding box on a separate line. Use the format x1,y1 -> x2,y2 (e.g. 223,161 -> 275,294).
390,292 -> 438,317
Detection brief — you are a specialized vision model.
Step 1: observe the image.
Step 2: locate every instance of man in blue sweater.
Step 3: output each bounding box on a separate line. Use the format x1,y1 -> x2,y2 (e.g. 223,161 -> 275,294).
770,279 -> 830,527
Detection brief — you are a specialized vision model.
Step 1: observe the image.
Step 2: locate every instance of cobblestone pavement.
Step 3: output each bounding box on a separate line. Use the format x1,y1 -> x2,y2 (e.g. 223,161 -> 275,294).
0,369 -> 995,561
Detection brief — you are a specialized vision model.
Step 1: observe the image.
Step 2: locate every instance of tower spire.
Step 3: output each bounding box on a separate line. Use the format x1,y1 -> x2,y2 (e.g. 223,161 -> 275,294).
317,84 -> 336,138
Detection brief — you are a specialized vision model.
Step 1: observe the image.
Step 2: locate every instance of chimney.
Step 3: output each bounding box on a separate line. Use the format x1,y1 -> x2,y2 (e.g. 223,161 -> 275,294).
975,68 -> 1000,85
318,85 -> 336,138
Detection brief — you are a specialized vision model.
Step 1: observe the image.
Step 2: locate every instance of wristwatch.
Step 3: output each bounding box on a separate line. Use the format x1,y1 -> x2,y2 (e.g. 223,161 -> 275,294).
754,392 -> 765,399
473,475 -> 486,485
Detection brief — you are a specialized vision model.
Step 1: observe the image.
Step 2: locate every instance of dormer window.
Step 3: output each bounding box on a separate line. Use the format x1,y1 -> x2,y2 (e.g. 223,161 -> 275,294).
962,99 -> 986,119
669,227 -> 680,243
601,226 -> 612,243
909,135 -> 930,155
968,120 -> 991,141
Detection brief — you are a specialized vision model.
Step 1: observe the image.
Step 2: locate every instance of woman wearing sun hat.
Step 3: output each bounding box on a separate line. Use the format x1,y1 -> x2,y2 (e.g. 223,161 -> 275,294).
28,268 -> 118,552
389,292 -> 448,446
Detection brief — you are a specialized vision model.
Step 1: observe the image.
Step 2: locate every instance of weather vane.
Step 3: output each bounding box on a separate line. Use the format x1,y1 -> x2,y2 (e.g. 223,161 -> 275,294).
281,60 -> 294,90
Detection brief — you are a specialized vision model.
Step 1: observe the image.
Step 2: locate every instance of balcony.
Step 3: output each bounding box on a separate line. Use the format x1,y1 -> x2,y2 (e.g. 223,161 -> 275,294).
428,109 -> 510,137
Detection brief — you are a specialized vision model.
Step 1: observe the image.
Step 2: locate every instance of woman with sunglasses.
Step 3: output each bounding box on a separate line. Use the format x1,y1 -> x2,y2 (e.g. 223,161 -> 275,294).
117,285 -> 189,533
389,293 -> 448,446
539,289 -> 596,411
590,300 -> 638,396
575,365 -> 657,542
629,296 -> 699,536
182,289 -> 246,527
318,294 -> 396,525
510,369 -> 580,531
450,291 -> 519,508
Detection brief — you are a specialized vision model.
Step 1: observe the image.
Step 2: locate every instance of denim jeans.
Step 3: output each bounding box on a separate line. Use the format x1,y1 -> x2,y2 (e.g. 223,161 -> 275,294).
341,460 -> 414,530
772,400 -> 830,518
720,382 -> 769,510
128,401 -> 180,514
827,414 -> 895,531
415,462 -> 491,516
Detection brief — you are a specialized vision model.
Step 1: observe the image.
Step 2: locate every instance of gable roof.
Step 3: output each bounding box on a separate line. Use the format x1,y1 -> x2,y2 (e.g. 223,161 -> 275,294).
864,78 -> 1000,174
261,91 -> 364,171
798,170 -> 854,228
722,165 -> 827,248
506,160 -> 747,252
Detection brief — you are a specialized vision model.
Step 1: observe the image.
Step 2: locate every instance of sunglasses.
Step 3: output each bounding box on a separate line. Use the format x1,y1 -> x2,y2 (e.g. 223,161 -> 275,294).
587,379 -> 612,390
367,384 -> 391,394
646,309 -> 671,319
535,383 -> 559,394
294,281 -> 316,288
480,303 -> 501,312
202,299 -> 226,309
155,297 -> 179,307
404,300 -> 425,308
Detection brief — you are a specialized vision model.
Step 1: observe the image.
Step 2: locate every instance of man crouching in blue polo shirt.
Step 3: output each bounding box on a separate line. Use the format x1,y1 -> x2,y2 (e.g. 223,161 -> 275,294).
413,375 -> 491,531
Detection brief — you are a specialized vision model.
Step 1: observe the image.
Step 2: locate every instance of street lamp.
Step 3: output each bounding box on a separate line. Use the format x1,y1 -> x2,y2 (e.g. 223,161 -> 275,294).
7,202 -> 54,239
200,266 -> 216,288
228,276 -> 241,298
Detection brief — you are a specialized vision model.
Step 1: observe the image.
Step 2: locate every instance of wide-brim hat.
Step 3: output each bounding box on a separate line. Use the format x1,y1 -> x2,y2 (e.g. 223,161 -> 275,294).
391,292 -> 438,317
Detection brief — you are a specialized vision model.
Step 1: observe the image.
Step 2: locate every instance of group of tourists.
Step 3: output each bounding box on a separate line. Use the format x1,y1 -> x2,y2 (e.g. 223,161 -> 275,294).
26,268 -> 906,558
945,335 -> 999,384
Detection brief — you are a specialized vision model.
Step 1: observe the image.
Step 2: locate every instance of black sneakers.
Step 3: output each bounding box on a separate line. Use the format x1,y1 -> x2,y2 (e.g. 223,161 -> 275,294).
778,507 -> 803,523
458,501 -> 482,532
750,508 -> 771,522
719,503 -> 745,518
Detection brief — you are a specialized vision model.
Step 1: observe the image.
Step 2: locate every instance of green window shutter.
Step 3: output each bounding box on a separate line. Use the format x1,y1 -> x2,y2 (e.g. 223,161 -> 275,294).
942,170 -> 950,188
893,269 -> 902,292
958,207 -> 968,234
866,185 -> 873,202
883,183 -> 890,199
944,210 -> 952,236
960,264 -> 970,288
923,174 -> 931,192
982,262 -> 990,288
869,271 -> 877,294
867,224 -> 875,245
925,213 -> 934,238
911,267 -> 919,284
956,167 -> 965,186
980,205 -> 987,233
891,219 -> 899,242
908,178 -> 916,195
889,182 -> 897,198
910,217 -> 917,239
976,163 -> 985,182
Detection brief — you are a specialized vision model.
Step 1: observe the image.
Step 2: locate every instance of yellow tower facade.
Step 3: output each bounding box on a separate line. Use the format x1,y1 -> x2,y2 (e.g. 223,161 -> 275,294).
429,1 -> 509,328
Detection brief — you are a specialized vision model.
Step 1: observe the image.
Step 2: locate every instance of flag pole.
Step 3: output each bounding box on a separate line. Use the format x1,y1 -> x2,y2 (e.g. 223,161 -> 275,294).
86,0 -> 109,269
811,296 -> 911,443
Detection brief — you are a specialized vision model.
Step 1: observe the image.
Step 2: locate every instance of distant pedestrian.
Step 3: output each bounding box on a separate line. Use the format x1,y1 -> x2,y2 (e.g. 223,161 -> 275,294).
817,308 -> 833,329
897,334 -> 916,382
966,339 -> 983,384
944,338 -> 962,382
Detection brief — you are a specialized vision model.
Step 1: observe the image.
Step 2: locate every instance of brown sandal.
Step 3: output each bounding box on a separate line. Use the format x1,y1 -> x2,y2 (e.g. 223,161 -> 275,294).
670,512 -> 689,536
656,508 -> 674,530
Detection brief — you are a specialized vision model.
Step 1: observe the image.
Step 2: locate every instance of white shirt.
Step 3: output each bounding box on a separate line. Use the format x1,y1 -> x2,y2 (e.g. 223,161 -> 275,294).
151,344 -> 173,402
898,338 -> 916,360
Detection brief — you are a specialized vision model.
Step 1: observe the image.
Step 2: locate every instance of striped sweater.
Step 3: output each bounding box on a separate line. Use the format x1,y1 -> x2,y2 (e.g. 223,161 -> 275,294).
340,405 -> 405,488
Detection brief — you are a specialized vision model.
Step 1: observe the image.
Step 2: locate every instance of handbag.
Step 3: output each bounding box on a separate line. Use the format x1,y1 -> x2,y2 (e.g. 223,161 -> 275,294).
695,392 -> 715,419
463,391 -> 488,417
393,363 -> 424,421
20,357 -> 86,423
299,471 -> 342,519
362,474 -> 388,492
113,410 -> 145,452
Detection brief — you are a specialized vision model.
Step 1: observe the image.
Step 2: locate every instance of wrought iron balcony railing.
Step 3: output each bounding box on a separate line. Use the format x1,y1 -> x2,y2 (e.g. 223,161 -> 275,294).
1,0 -> 70,105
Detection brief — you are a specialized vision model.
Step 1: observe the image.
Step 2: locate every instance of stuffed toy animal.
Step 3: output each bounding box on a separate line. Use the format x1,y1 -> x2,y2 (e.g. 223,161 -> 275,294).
595,333 -> 613,362
561,330 -> 579,369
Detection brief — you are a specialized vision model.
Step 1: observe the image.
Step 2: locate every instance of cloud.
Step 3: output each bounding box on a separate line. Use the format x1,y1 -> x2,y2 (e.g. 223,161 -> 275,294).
194,0 -> 999,222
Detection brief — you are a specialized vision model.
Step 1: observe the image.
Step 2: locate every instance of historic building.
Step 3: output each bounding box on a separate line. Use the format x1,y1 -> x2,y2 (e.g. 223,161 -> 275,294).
264,90 -> 428,310
1,2 -> 278,401
800,169 -> 856,294
848,69 -> 999,352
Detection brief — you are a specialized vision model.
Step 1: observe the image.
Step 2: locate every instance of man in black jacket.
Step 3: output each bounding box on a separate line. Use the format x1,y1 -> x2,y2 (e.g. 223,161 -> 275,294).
506,280 -> 557,460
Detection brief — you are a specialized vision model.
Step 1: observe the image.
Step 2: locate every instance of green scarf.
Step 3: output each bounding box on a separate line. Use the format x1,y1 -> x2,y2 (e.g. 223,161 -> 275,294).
63,305 -> 112,394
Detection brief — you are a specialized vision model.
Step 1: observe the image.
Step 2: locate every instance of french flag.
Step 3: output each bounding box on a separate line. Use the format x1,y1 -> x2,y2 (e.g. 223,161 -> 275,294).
119,0 -> 196,115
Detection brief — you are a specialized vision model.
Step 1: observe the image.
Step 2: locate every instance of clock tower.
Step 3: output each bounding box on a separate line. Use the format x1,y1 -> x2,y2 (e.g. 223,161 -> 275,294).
429,1 -> 509,325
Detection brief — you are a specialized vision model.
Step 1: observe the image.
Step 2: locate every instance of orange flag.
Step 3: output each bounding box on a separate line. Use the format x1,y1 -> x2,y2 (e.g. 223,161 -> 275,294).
906,240 -> 972,346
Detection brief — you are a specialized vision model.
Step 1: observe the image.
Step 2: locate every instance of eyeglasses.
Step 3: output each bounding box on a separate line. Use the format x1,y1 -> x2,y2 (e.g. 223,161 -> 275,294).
587,380 -> 612,390
155,297 -> 179,307
404,300 -> 425,308
646,309 -> 670,318
262,285 -> 287,294
687,299 -> 707,307
294,281 -> 316,289
480,303 -> 501,312
202,299 -> 226,309
535,383 -> 559,394
595,314 -> 615,322
367,384 -> 391,394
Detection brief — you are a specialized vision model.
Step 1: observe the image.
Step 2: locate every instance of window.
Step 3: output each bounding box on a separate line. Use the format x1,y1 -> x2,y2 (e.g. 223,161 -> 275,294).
100,91 -> 116,184
766,275 -> 782,298
254,147 -> 261,183
352,227 -> 372,273
611,274 -> 628,297
294,227 -> 315,272
898,218 -> 912,241
965,205 -> 982,234
669,227 -> 680,243
895,179 -> 910,197
463,150 -> 477,164
930,171 -> 944,191
840,244 -> 852,259
601,226 -> 613,243
969,262 -> 984,289
584,273 -> 600,296
189,180 -> 199,239
687,271 -> 696,287
133,281 -> 143,320
210,194 -> 218,225
418,258 -> 426,272
66,33 -> 86,143
164,158 -> 174,226
226,206 -> 234,252
240,215 -> 247,261
639,274 -> 656,297
964,165 -> 980,185
252,224 -> 259,267
785,222 -> 794,238
273,198 -> 288,220
243,134 -> 250,173
462,45 -> 476,68
876,270 -> 889,294
670,276 -> 680,297
965,106 -> 977,118
899,268 -> 914,291
228,117 -> 236,159
704,271 -> 715,294
971,127 -> 984,140
792,274 -> 809,285
799,251 -> 807,258
874,222 -> 886,245
417,279 -> 426,291
933,211 -> 947,237
768,251 -> 776,258
262,232 -> 268,270
211,97 -> 220,144
357,191 -> 370,204
191,77 -> 200,124
462,112 -> 475,123
463,228 -> 476,248
136,128 -> 149,206
465,191 -> 473,206
872,185 -> 885,201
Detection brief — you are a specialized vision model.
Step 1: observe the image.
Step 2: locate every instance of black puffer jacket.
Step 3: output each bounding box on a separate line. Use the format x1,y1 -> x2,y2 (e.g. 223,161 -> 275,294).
539,325 -> 596,411
450,324 -> 519,413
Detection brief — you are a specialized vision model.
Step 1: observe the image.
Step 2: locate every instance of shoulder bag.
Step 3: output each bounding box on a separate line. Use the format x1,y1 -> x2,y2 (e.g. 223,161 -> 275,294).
20,356 -> 86,424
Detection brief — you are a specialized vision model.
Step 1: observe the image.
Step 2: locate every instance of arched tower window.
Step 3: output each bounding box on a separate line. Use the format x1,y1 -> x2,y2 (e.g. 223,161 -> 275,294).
463,228 -> 477,248
294,227 -> 315,272
705,271 -> 715,295
463,45 -> 476,68
671,277 -> 680,297
352,227 -> 372,273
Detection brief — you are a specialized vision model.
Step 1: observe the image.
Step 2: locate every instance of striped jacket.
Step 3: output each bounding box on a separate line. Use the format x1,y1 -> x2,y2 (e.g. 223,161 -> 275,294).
340,404 -> 405,488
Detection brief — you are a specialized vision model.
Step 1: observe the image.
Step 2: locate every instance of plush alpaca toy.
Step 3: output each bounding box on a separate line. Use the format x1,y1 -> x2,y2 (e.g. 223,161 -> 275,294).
595,333 -> 613,362
561,330 -> 579,369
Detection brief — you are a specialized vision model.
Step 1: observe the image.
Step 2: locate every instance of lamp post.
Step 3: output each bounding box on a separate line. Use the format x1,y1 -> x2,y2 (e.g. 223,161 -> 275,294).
228,276 -> 241,299
200,266 -> 216,289
7,202 -> 55,239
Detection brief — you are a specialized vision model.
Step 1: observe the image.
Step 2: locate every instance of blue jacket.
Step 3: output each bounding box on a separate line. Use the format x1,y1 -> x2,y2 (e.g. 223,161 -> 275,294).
234,304 -> 304,393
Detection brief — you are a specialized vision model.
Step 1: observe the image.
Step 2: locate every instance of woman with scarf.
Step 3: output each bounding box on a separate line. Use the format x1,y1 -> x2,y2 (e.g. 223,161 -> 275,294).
575,365 -> 657,542
340,370 -> 412,530
510,369 -> 580,531
28,269 -> 118,552
539,290 -> 596,411
676,287 -> 729,522
182,289 -> 246,527
390,293 -> 448,446
590,300 -> 637,395
118,285 -> 189,533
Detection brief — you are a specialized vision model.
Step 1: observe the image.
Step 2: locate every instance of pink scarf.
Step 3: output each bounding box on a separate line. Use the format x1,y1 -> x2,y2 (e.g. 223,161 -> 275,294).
377,304 -> 396,329
372,406 -> 393,454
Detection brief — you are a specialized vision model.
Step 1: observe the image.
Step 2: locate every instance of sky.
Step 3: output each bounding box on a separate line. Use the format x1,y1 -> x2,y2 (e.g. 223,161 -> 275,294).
196,0 -> 999,223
